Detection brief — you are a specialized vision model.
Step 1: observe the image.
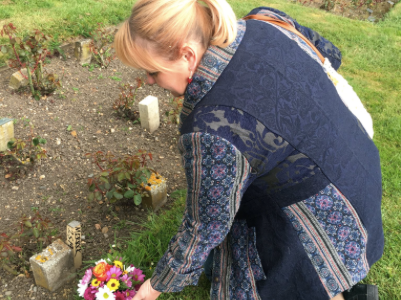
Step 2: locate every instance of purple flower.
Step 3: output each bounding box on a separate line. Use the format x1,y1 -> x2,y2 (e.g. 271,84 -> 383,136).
82,268 -> 93,285
115,291 -> 126,300
125,289 -> 136,300
131,268 -> 145,282
106,265 -> 122,281
122,274 -> 132,287
83,286 -> 96,300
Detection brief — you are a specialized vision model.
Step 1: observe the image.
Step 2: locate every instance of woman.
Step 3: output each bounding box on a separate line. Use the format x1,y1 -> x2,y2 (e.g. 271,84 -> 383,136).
115,1 -> 383,299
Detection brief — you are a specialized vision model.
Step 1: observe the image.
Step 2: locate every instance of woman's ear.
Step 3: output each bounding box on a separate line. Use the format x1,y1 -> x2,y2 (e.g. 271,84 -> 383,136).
181,45 -> 197,68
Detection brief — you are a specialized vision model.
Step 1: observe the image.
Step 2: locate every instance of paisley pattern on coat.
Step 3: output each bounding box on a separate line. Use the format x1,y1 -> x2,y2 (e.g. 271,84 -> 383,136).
150,133 -> 253,293
283,184 -> 369,298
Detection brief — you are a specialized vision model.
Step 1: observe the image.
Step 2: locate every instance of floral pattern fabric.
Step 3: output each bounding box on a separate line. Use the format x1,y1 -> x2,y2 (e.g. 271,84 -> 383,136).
150,133 -> 252,293
283,184 -> 369,298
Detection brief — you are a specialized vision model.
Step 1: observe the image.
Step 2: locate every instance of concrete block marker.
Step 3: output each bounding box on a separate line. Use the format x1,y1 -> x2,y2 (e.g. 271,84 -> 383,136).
29,239 -> 75,292
74,39 -> 92,65
0,118 -> 14,152
9,69 -> 28,90
66,220 -> 82,269
139,96 -> 160,133
142,173 -> 167,212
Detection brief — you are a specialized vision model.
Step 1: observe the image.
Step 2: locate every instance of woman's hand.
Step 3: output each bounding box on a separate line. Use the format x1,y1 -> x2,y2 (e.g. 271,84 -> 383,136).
133,279 -> 162,300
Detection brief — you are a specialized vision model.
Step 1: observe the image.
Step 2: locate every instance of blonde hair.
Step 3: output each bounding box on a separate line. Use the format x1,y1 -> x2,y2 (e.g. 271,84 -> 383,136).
114,0 -> 237,72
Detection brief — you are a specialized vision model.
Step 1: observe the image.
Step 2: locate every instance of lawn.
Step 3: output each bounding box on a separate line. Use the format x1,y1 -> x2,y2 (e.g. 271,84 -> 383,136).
1,0 -> 400,299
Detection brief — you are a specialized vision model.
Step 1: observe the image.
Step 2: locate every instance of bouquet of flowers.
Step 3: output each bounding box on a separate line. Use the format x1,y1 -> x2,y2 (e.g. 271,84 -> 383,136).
77,258 -> 145,300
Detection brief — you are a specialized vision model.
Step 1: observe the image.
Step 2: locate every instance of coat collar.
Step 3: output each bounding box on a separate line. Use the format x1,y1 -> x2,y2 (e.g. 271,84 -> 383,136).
180,20 -> 246,126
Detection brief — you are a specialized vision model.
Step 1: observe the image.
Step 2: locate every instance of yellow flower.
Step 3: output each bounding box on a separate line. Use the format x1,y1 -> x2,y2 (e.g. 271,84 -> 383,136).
107,278 -> 120,291
114,260 -> 123,269
91,278 -> 101,287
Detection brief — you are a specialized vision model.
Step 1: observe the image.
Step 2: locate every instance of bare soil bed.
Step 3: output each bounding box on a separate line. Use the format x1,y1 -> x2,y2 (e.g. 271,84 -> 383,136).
0,45 -> 186,299
298,0 -> 398,21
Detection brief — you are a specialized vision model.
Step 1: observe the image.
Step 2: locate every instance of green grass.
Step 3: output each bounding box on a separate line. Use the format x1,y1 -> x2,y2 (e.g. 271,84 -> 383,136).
1,0 -> 400,298
0,0 -> 134,66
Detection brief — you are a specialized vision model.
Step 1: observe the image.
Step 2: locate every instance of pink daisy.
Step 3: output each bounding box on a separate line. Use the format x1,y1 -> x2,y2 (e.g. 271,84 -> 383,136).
131,268 -> 145,282
114,291 -> 126,300
122,274 -> 133,287
125,289 -> 136,300
82,268 -> 93,285
106,265 -> 123,281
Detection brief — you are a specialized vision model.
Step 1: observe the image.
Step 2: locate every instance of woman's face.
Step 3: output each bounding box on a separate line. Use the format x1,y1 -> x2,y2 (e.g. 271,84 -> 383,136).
143,43 -> 204,97
145,60 -> 189,97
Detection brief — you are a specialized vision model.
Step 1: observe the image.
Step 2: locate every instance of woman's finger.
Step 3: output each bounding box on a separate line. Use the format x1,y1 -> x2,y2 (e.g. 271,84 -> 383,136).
133,279 -> 161,300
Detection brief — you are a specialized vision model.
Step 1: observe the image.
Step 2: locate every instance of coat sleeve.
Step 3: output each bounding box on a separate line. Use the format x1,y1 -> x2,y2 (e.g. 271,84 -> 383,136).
150,132 -> 252,292
247,6 -> 343,70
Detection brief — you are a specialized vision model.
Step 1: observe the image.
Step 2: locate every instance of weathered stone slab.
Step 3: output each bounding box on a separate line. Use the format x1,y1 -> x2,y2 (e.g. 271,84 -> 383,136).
9,69 -> 29,90
139,95 -> 160,133
74,39 -> 92,65
29,239 -> 75,292
142,173 -> 167,212
0,118 -> 14,152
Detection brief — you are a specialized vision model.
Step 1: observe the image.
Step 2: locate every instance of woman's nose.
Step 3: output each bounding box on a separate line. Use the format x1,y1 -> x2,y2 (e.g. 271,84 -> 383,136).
146,73 -> 155,85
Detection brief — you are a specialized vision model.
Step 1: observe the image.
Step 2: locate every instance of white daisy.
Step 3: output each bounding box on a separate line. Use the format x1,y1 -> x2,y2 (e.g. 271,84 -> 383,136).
96,285 -> 116,300
77,280 -> 87,297
126,265 -> 136,273
95,258 -> 110,265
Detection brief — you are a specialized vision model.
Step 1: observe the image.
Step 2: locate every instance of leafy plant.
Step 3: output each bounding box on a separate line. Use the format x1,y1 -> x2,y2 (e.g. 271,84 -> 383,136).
0,23 -> 62,100
1,210 -> 59,275
113,78 -> 143,122
0,232 -> 22,275
47,33 -> 66,59
0,128 -> 47,180
85,150 -> 153,205
89,23 -> 115,68
165,96 -> 184,124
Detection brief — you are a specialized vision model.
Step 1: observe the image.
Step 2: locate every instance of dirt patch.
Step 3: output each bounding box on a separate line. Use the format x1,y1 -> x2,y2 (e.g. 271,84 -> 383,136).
298,0 -> 398,21
0,45 -> 186,299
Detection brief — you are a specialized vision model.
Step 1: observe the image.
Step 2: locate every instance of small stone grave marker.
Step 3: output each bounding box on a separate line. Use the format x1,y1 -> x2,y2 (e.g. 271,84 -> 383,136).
139,95 -> 160,133
29,239 -> 75,292
142,173 -> 168,212
9,69 -> 29,90
74,39 -> 92,65
0,118 -> 14,152
66,220 -> 82,269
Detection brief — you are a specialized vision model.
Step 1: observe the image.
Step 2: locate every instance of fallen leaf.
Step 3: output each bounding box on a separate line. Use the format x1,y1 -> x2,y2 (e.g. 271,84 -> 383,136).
95,224 -> 101,230
71,130 -> 77,137
5,174 -> 12,178
101,227 -> 108,234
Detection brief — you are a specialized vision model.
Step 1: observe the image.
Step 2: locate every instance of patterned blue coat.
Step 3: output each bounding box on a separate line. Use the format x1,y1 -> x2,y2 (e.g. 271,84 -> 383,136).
150,8 -> 383,300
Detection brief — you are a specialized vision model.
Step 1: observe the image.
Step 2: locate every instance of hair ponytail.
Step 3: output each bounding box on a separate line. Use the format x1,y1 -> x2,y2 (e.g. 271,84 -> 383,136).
114,0 -> 238,71
200,0 -> 237,48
